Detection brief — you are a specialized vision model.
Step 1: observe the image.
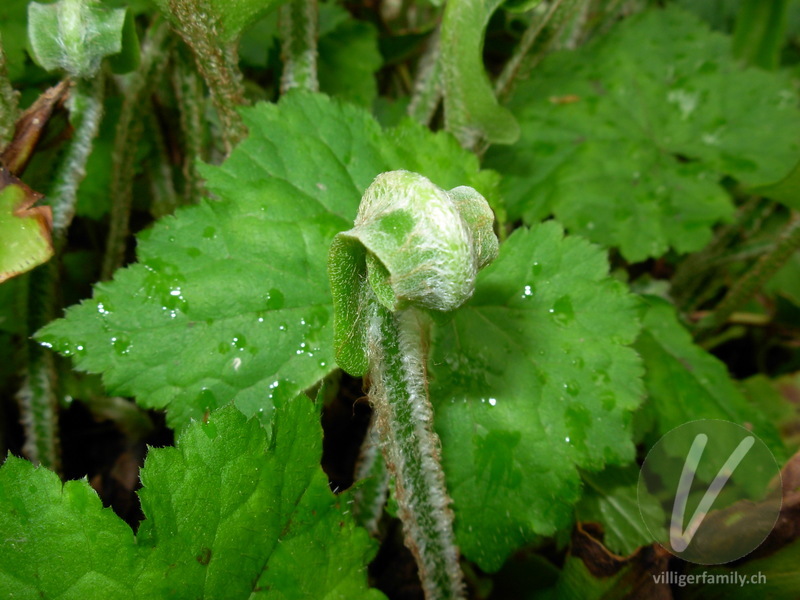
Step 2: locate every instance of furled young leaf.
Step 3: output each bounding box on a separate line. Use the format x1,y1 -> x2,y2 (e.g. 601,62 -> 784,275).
440,0 -> 520,147
28,0 -> 127,78
0,399 -> 384,599
429,222 -> 645,571
486,5 -> 800,261
37,92 -> 492,429
635,296 -> 785,459
0,169 -> 52,283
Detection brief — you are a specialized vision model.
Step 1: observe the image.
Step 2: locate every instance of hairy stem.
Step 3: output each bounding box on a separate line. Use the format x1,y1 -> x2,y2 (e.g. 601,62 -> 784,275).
672,197 -> 774,312
172,47 -> 207,203
165,0 -> 247,153
279,0 -> 320,94
352,423 -> 390,535
51,75 -> 106,246
0,32 -> 19,148
369,302 -> 465,600
18,74 -> 105,472
698,211 -> 800,333
18,264 -> 61,473
407,26 -> 442,126
102,21 -> 170,280
146,108 -> 180,219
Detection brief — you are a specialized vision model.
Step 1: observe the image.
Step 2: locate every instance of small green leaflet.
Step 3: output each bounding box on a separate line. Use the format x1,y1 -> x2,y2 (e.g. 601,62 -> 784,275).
429,222 -> 644,571
0,399 -> 385,599
0,168 -> 53,283
486,5 -> 800,261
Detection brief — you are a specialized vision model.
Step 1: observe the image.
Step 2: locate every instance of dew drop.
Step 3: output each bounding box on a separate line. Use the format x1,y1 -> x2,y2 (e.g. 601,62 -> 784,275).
521,284 -> 534,300
265,288 -> 285,311
112,336 -> 132,356
550,295 -> 575,326
601,391 -> 616,411
232,334 -> 247,351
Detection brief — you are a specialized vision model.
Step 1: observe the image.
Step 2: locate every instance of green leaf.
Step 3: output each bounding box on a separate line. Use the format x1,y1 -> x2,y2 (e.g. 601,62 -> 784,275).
28,0 -> 127,78
318,9 -> 382,108
533,552 -> 651,600
441,0 -> 520,147
0,170 -> 53,284
576,466 -> 664,556
486,5 -> 800,261
0,0 -> 31,81
37,92 -> 491,429
766,251 -> 800,306
429,222 -> 645,571
634,296 -> 785,460
748,159 -> 800,210
683,538 -> 800,599
741,373 -> 800,452
0,400 -> 384,599
0,457 -> 138,598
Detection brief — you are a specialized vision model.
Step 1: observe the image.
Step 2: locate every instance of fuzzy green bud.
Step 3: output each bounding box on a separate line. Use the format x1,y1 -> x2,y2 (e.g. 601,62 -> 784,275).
328,170 -> 498,375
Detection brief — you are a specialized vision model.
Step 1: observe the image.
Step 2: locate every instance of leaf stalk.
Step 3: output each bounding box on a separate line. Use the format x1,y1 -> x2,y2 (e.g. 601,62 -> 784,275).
368,302 -> 466,600
698,210 -> 800,333
279,0 -> 320,94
